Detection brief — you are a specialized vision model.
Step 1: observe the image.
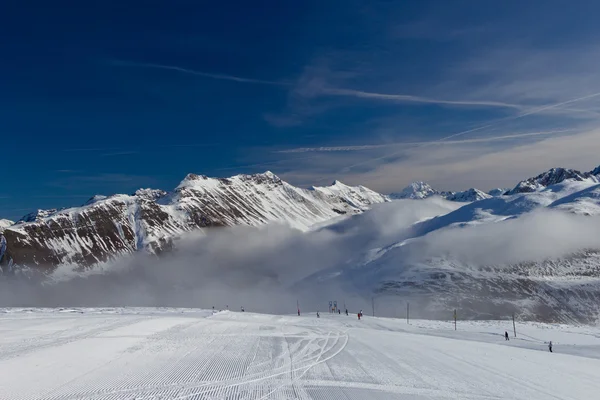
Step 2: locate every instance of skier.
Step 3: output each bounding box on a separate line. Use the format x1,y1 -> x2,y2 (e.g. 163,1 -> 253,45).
505,331 -> 509,341
358,312 -> 361,320
549,341 -> 553,352
338,309 -> 341,314
345,309 -> 348,316
241,306 -> 245,312
298,309 -> 300,316
317,311 -> 320,318
359,309 -> 363,318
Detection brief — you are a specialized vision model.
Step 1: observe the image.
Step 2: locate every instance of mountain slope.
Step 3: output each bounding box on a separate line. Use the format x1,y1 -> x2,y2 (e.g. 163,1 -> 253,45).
0,219 -> 13,232
444,188 -> 492,202
506,167 -> 599,195
1,172 -> 388,271
390,181 -> 437,199
300,172 -> 600,323
390,182 -> 490,203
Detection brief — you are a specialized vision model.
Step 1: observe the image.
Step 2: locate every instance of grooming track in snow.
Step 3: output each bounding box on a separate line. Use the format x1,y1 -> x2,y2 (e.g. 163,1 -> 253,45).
1,309 -> 600,399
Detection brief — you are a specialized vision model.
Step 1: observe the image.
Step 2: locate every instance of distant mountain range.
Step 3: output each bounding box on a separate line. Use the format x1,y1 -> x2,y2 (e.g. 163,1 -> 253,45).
3,164 -> 600,323
301,163 -> 600,323
0,172 -> 387,271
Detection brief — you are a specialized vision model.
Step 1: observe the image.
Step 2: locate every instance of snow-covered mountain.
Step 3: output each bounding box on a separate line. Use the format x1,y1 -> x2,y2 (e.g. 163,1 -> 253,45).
444,188 -> 492,202
506,167 -> 599,195
0,219 -> 13,233
0,172 -> 388,271
390,182 -> 490,202
300,164 -> 600,323
389,181 -> 437,199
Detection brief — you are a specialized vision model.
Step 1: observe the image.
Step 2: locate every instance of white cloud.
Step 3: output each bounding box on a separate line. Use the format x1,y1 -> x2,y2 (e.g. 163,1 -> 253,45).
331,128 -> 600,192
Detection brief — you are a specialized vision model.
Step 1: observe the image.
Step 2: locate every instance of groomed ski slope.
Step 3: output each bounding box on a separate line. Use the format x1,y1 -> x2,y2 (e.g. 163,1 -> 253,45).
1,309 -> 599,399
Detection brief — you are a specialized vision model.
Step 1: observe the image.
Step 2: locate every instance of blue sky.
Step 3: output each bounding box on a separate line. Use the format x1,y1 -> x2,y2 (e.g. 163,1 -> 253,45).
3,1 -> 600,220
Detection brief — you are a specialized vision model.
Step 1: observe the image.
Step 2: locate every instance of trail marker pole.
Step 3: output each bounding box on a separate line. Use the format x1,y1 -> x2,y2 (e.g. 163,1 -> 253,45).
372,297 -> 375,317
454,309 -> 457,330
512,313 -> 517,338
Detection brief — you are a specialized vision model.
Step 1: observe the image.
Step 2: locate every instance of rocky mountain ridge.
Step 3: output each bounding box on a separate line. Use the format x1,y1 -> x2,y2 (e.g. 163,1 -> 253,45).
0,172 -> 388,272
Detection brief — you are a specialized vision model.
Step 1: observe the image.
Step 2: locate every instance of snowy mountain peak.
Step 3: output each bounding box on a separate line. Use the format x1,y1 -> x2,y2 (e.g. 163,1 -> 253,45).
590,165 -> 600,177
17,209 -> 61,224
134,189 -> 168,201
506,167 -> 592,195
2,171 -> 388,270
0,219 -> 13,233
237,171 -> 282,185
84,195 -> 108,205
445,188 -> 492,202
390,181 -> 437,199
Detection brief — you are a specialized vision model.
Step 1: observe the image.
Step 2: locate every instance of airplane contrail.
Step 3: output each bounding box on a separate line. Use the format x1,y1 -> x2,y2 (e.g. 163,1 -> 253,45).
322,87 -> 526,110
110,60 -> 290,86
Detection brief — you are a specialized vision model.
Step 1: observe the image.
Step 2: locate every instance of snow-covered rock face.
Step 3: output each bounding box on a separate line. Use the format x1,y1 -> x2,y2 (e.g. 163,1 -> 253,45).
506,167 -> 598,195
1,172 -> 388,271
0,219 -> 13,233
17,209 -> 60,223
390,182 -> 437,199
390,182 -> 492,203
444,188 -> 492,202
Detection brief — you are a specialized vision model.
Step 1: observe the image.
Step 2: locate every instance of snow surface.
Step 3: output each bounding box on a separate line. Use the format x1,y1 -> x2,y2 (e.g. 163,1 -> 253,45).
0,308 -> 599,400
0,219 -> 13,233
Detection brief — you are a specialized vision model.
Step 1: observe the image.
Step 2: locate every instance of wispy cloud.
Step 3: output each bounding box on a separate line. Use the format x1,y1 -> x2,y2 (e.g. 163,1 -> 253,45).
110,60 -> 289,86
278,128 -> 600,194
278,129 -> 575,153
321,87 -> 526,110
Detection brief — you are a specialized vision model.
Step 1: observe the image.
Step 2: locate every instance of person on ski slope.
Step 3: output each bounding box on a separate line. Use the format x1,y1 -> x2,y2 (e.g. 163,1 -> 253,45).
505,331 -> 509,341
317,311 -> 320,318
549,341 -> 553,352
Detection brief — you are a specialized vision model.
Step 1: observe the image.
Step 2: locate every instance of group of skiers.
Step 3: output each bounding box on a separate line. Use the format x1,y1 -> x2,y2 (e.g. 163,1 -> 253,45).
314,308 -> 360,319
505,330 -> 553,352
211,305 -> 245,313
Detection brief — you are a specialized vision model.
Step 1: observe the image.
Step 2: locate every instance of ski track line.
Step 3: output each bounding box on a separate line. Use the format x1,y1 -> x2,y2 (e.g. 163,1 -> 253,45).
162,327 -> 348,400
252,329 -> 346,400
